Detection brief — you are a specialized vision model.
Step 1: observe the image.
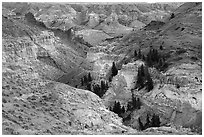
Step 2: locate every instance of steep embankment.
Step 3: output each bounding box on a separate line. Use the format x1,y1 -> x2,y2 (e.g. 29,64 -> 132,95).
110,2 -> 202,133
2,2 -> 201,135
2,3 -> 138,135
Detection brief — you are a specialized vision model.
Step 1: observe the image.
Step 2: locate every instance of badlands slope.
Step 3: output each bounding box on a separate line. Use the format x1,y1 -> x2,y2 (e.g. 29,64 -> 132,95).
2,2 -> 201,135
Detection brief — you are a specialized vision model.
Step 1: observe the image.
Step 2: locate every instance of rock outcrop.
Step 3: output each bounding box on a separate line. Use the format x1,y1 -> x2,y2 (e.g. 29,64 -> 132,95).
2,3 -> 136,135
2,2 -> 202,135
109,2 -> 202,133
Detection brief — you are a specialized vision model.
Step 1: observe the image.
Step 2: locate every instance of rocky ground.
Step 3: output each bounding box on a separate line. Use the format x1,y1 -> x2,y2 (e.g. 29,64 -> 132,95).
2,2 -> 202,135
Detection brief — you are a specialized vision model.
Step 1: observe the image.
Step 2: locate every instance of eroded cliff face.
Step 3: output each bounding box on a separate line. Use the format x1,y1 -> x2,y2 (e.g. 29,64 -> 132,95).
103,2 -> 202,133
2,2 -> 202,135
2,66 -> 135,134
2,4 -> 137,135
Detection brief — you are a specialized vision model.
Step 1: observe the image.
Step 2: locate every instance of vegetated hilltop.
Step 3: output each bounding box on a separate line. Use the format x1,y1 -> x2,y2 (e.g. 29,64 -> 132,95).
111,2 -> 201,133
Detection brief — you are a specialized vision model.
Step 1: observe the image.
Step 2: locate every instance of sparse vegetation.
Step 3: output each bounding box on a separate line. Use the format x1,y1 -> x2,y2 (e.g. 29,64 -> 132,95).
80,73 -> 109,98
108,62 -> 118,82
170,13 -> 175,19
135,64 -> 154,92
110,101 -> 126,117
138,113 -> 161,131
111,62 -> 118,77
2,2 -> 201,135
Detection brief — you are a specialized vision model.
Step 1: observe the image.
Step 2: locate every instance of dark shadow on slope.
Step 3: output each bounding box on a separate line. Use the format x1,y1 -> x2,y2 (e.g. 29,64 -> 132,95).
25,12 -> 47,29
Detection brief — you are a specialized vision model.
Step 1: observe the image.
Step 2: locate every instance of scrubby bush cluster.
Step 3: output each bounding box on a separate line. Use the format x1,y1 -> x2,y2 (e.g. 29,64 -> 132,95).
81,73 -> 109,98
126,96 -> 142,111
138,113 -> 161,131
110,96 -> 142,118
110,101 -> 126,117
134,48 -> 168,71
135,64 -> 153,92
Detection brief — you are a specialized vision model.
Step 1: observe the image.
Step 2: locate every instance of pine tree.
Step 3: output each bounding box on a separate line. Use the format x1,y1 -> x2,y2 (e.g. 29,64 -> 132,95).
146,70 -> 154,92
86,83 -> 92,91
142,55 -> 146,61
109,106 -> 112,111
136,65 -> 145,90
170,13 -> 175,19
140,64 -> 145,77
127,101 -> 132,111
145,114 -> 151,129
84,75 -> 88,84
138,49 -> 142,59
132,97 -> 137,109
158,58 -> 163,68
81,78 -> 84,86
105,82 -> 109,90
101,81 -> 105,91
121,106 -> 126,113
160,45 -> 163,50
136,98 -> 141,109
112,101 -> 117,113
146,53 -> 152,67
117,102 -> 122,115
151,114 -> 161,127
134,50 -> 137,58
143,65 -> 153,92
138,118 -> 145,131
111,62 -> 118,77
88,72 -> 92,82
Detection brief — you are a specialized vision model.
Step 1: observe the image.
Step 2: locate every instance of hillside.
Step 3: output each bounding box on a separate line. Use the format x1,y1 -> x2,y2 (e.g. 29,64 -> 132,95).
107,2 -> 202,133
2,2 -> 202,135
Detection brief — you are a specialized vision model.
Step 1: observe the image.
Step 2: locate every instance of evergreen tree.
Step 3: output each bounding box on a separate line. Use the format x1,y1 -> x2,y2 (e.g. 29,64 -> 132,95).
134,50 -> 137,58
151,114 -> 161,127
170,13 -> 175,19
138,118 -> 145,131
101,81 -> 105,91
109,106 -> 112,111
83,75 -> 88,84
144,66 -> 154,92
109,77 -> 112,82
146,48 -> 161,67
136,98 -> 141,109
145,114 -> 151,129
132,97 -> 137,109
121,106 -> 126,113
136,65 -> 145,90
112,101 -> 126,117
112,101 -> 117,114
88,72 -> 92,82
146,53 -> 152,67
132,97 -> 141,109
93,84 -> 100,95
140,64 -> 145,76
142,55 -> 146,61
113,101 -> 120,114
86,83 -> 92,91
138,49 -> 142,59
146,70 -> 154,92
105,82 -> 109,90
117,101 -> 122,114
111,62 -> 118,77
81,78 -> 84,86
127,101 -> 132,111
158,58 -> 163,68
160,45 -> 163,50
